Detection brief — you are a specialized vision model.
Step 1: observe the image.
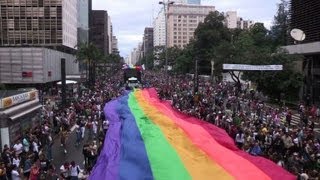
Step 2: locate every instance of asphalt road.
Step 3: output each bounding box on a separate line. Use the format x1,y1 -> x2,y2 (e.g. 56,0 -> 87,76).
51,126 -> 88,170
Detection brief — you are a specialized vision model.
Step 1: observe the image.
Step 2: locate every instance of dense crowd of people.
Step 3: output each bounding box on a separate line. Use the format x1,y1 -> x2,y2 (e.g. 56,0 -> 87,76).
1,69 -> 319,179
0,68 -> 123,180
146,71 -> 320,179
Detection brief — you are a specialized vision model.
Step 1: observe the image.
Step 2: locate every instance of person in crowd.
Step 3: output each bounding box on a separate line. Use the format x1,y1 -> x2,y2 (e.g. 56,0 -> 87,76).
12,154 -> 20,168
102,119 -> 109,135
13,140 -> 23,156
29,164 -> 40,180
59,161 -> 70,180
249,141 -> 262,156
0,162 -> 7,180
11,165 -> 21,180
21,153 -> 32,179
69,161 -> 81,180
75,125 -> 82,147
60,130 -> 68,154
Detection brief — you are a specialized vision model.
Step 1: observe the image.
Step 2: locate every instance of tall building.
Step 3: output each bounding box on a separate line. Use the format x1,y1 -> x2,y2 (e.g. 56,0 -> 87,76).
167,4 -> 215,48
90,10 -> 111,56
284,0 -> 320,104
108,16 -> 112,54
225,11 -> 237,29
130,43 -> 143,65
77,0 -> 89,43
112,36 -> 119,54
143,27 -> 154,57
0,0 -> 79,84
153,9 -> 166,47
237,17 -> 254,30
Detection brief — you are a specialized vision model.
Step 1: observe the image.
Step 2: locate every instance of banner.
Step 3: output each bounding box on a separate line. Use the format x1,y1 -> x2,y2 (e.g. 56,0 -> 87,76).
0,90 -> 38,109
90,89 -> 295,180
223,64 -> 283,71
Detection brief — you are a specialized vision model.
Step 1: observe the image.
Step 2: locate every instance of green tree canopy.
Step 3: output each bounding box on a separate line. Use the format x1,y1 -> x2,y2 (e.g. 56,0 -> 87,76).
75,42 -> 103,88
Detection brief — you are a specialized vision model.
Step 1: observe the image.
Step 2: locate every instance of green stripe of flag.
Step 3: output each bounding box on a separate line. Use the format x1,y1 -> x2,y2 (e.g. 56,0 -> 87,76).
128,93 -> 191,180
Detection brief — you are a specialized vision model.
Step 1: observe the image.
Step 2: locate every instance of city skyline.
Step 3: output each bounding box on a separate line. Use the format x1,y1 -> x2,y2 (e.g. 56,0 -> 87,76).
93,0 -> 280,57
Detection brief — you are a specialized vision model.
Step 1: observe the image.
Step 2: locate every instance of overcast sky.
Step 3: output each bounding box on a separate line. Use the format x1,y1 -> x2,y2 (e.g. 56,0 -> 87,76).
92,0 -> 281,57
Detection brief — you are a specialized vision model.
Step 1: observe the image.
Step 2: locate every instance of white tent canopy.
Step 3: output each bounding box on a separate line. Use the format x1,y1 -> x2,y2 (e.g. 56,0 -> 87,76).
57,80 -> 77,85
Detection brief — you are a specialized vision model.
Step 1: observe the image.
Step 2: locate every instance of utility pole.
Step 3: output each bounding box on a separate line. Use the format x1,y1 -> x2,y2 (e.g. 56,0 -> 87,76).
194,58 -> 199,94
61,58 -> 66,108
159,0 -> 174,77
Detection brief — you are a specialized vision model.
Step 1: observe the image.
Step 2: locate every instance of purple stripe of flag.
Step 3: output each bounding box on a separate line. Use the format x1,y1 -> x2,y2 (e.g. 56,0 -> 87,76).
89,98 -> 123,180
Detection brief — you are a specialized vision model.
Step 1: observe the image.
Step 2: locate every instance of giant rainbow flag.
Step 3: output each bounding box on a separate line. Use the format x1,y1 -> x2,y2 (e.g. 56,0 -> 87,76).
90,89 -> 295,180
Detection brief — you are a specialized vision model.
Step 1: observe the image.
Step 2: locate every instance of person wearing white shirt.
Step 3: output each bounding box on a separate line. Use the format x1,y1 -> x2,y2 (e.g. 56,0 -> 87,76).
32,140 -> 39,153
11,165 -> 21,180
13,141 -> 23,155
92,120 -> 98,138
69,161 -> 81,180
60,162 -> 70,179
102,119 -> 109,134
12,154 -> 20,168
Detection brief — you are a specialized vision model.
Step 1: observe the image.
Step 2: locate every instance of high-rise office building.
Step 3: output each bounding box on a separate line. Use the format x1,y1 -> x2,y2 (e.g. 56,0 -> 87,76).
78,0 -> 89,43
112,36 -> 119,54
0,0 -> 77,48
225,11 -> 237,29
108,16 -> 112,54
143,27 -> 154,57
284,0 -> 320,104
167,4 -> 214,48
153,9 -> 166,47
90,10 -> 111,56
237,17 -> 254,30
0,0 -> 79,84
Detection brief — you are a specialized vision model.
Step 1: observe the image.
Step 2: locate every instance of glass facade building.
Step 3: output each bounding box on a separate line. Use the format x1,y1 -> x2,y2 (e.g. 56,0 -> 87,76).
0,0 -> 77,49
77,0 -> 89,43
289,0 -> 320,104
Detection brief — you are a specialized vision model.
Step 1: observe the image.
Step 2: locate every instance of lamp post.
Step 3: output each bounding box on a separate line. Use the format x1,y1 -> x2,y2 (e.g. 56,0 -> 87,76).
159,0 -> 174,77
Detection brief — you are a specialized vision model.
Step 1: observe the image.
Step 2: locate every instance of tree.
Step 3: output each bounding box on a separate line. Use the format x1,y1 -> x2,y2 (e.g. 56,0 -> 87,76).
270,0 -> 290,47
75,42 -> 103,89
242,52 -> 303,101
173,43 -> 194,74
238,24 -> 303,101
193,11 -> 231,75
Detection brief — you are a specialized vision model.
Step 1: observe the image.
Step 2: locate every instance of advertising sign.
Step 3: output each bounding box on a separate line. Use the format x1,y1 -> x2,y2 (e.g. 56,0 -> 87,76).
0,90 -> 38,109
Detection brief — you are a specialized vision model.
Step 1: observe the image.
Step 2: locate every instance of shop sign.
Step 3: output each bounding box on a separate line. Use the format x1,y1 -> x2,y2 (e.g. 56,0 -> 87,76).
0,90 -> 38,109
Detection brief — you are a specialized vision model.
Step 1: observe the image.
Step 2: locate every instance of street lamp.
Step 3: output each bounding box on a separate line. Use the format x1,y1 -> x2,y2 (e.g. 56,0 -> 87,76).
159,0 -> 174,77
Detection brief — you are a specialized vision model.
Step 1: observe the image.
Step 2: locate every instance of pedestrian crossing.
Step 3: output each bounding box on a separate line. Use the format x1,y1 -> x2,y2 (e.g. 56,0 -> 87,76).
281,113 -> 320,133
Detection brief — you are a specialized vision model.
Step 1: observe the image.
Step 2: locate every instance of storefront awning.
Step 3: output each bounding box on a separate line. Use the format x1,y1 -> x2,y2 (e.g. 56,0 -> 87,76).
10,104 -> 42,120
1,99 -> 42,120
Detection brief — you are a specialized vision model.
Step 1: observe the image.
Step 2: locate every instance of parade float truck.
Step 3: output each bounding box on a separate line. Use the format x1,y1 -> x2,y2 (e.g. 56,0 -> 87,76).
123,65 -> 143,89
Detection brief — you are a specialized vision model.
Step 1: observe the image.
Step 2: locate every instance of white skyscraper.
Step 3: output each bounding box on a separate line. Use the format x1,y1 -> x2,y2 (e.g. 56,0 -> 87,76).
237,17 -> 254,29
167,4 -> 215,48
225,11 -> 237,29
153,9 -> 166,47
108,16 -> 112,54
